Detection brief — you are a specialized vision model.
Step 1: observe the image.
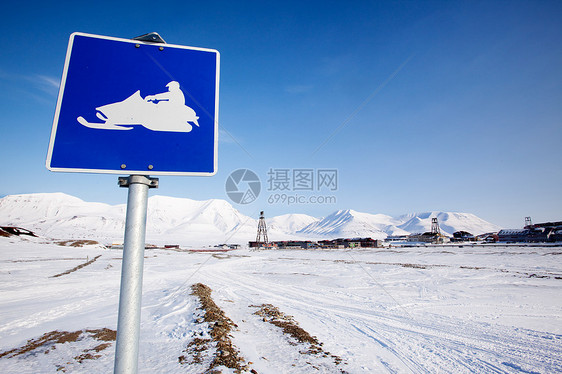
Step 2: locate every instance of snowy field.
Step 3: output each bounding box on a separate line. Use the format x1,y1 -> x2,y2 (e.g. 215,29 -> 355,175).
0,236 -> 561,373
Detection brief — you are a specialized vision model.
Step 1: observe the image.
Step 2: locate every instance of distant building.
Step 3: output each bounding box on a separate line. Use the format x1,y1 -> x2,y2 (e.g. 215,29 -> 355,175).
250,237 -> 382,249
476,232 -> 499,242
407,232 -> 449,244
318,238 -> 382,249
525,229 -> 549,243
385,235 -> 409,242
274,241 -> 317,249
405,217 -> 450,244
215,244 -> 240,250
498,225 -> 560,243
551,229 -> 562,242
407,233 -> 432,243
524,221 -> 562,242
248,241 -> 275,249
318,239 -> 343,249
452,231 -> 475,242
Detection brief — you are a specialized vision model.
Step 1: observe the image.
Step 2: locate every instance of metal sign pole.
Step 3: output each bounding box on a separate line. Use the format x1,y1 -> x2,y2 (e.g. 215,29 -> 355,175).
46,29 -> 218,372
114,175 -> 158,374
114,33 -> 162,374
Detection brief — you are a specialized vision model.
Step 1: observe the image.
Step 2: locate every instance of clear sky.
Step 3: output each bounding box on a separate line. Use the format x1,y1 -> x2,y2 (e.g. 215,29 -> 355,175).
1,0 -> 561,229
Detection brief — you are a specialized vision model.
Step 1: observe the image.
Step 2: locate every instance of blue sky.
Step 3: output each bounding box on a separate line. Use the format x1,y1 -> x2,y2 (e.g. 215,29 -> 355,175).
0,0 -> 560,228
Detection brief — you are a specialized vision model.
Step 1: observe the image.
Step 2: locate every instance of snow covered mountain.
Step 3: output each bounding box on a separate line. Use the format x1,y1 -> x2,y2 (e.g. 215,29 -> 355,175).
267,214 -> 318,234
295,209 -> 500,239
0,193 -> 257,245
297,210 -> 409,240
0,193 -> 126,238
396,212 -> 501,236
0,193 -> 501,245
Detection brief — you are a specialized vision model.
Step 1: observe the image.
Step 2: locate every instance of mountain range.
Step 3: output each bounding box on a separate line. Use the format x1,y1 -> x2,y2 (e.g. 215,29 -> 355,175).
0,193 -> 501,246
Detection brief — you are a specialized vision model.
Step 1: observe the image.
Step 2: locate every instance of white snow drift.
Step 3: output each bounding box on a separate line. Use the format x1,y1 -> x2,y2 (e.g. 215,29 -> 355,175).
0,238 -> 560,373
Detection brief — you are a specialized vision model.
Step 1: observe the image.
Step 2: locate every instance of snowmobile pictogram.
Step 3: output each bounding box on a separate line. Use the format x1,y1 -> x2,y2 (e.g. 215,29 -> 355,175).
76,81 -> 199,133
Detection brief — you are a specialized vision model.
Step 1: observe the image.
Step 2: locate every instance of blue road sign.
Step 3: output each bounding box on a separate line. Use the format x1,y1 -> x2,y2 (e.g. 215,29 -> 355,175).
46,32 -> 220,175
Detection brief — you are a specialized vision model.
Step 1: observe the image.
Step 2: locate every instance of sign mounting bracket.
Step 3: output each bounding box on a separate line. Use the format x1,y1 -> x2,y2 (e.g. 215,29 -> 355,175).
132,32 -> 166,44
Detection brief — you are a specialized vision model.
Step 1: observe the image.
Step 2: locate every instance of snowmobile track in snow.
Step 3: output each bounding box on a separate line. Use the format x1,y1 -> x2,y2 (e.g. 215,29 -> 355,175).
51,255 -> 102,278
180,283 -> 250,373
176,283 -> 350,373
196,257 -> 562,373
251,303 -> 348,373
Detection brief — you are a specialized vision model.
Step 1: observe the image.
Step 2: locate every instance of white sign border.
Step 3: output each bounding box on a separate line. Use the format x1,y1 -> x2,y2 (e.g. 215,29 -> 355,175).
46,32 -> 220,176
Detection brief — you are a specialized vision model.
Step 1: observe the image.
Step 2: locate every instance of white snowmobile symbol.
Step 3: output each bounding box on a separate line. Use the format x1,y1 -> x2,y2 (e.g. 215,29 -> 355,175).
77,81 -> 199,132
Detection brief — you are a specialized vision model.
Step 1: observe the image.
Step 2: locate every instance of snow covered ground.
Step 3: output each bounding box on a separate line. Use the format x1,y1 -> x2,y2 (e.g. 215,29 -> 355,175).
0,235 -> 561,373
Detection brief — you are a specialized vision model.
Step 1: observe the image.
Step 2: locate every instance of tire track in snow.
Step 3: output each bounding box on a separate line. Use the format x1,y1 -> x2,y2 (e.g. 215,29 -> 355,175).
199,266 -> 417,372
199,262 -> 562,373
51,255 -> 102,278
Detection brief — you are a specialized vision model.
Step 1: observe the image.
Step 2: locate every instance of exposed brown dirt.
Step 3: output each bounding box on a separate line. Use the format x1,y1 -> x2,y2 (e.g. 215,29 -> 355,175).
4,258 -> 85,263
86,328 -> 116,342
252,304 -> 319,345
56,240 -> 100,247
181,283 -> 250,373
0,226 -> 37,237
51,255 -> 102,278
0,331 -> 81,359
252,304 -> 347,372
179,337 -> 211,365
211,253 -> 251,260
365,261 -> 447,269
74,352 -> 101,363
0,328 -> 116,366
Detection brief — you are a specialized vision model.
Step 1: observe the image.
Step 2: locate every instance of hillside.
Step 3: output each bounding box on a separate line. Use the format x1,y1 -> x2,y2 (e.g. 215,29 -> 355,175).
0,193 -> 501,245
